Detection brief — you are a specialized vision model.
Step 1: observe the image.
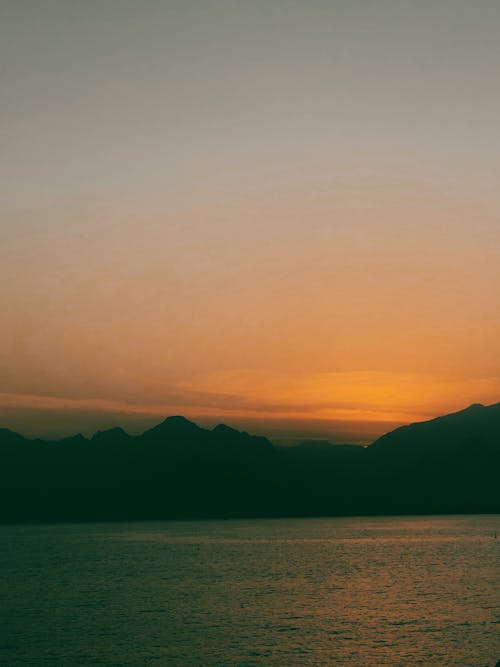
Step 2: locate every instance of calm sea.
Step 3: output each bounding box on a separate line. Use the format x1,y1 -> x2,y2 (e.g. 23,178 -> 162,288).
1,515 -> 498,666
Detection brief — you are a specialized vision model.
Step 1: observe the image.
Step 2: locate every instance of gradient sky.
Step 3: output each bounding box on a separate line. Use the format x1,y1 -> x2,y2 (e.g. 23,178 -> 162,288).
1,0 -> 499,443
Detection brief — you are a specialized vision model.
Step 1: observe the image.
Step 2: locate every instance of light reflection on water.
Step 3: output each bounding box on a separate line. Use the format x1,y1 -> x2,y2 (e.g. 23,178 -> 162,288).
1,515 -> 499,666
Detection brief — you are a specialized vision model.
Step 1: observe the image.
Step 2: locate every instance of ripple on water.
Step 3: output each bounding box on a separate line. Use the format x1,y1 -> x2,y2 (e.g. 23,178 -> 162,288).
0,515 -> 499,666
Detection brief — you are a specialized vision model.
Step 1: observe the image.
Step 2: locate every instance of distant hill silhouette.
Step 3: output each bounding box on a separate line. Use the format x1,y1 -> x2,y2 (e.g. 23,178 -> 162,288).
365,403 -> 500,514
369,402 -> 500,458
0,404 -> 498,523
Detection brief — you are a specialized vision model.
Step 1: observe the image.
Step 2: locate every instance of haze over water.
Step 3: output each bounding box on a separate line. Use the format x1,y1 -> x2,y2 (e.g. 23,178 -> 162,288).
1,515 -> 498,666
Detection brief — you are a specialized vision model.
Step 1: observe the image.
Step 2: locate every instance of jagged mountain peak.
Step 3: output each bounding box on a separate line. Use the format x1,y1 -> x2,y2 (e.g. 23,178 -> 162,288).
144,415 -> 203,438
212,423 -> 240,435
91,427 -> 129,442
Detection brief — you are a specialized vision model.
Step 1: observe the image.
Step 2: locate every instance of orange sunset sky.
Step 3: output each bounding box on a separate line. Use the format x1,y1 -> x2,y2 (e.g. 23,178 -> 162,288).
1,1 -> 499,443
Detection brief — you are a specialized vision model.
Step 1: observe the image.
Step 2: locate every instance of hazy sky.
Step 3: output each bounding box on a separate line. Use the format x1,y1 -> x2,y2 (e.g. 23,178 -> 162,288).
1,0 -> 499,442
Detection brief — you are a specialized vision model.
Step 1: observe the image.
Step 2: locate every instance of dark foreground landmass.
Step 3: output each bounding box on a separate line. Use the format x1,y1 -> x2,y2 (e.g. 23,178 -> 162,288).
0,403 -> 498,523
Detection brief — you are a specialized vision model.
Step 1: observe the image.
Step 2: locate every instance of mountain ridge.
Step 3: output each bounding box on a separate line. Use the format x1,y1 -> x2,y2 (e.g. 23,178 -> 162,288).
0,403 -> 498,523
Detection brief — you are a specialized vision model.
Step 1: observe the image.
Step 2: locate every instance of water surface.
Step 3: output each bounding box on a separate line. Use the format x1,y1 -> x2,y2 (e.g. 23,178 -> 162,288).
1,515 -> 499,665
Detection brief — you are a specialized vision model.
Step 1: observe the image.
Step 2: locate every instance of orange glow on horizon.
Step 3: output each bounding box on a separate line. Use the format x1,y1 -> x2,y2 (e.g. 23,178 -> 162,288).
1,366 -> 498,442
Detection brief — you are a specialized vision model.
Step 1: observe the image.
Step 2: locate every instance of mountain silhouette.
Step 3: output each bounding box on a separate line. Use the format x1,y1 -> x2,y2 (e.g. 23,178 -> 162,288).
369,402 -> 500,458
144,415 -> 204,439
0,404 -> 498,523
364,402 -> 500,514
91,427 -> 130,444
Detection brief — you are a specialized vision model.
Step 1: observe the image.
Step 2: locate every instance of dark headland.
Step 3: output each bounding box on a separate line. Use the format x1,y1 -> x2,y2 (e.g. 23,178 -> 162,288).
0,403 -> 499,524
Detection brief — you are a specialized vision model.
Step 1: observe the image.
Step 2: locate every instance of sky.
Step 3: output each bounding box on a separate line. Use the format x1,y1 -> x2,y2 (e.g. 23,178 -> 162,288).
1,0 -> 499,443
